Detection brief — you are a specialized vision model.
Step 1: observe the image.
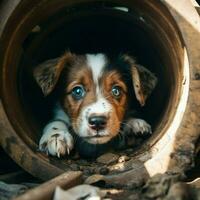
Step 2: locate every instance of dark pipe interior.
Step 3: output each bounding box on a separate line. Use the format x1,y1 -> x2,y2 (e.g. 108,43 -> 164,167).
18,6 -> 170,145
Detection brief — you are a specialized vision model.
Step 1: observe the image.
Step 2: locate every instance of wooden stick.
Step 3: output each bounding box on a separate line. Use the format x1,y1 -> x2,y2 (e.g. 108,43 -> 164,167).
14,171 -> 82,200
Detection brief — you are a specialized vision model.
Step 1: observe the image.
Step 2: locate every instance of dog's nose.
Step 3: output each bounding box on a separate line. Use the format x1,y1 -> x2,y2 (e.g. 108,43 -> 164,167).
88,115 -> 107,130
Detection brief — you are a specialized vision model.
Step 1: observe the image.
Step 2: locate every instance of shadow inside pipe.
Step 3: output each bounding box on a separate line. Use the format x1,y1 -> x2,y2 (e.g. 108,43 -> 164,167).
19,5 -> 170,150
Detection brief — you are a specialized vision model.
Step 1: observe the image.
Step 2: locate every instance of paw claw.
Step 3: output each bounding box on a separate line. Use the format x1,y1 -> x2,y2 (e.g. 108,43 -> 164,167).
39,121 -> 74,157
124,118 -> 152,135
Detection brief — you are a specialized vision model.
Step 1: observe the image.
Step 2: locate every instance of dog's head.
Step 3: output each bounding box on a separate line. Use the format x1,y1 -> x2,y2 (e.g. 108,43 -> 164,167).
34,52 -> 157,144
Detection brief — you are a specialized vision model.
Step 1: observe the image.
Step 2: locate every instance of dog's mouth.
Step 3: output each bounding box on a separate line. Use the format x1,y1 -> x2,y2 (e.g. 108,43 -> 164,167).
83,135 -> 111,144
85,135 -> 105,138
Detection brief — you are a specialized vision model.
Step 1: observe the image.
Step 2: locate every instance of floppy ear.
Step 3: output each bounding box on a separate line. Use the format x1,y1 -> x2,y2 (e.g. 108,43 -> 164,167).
123,55 -> 157,106
33,52 -> 75,96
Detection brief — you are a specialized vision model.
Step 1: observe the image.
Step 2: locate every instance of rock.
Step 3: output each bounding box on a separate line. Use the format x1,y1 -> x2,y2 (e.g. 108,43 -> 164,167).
99,167 -> 109,175
109,159 -> 141,173
165,182 -> 191,200
77,159 -> 89,165
84,175 -> 106,186
88,167 -> 95,174
85,161 -> 147,188
126,181 -> 143,190
142,173 -> 183,199
118,155 -> 130,163
70,164 -> 80,171
83,168 -> 92,176
127,193 -> 141,200
106,165 -> 148,188
97,153 -> 119,165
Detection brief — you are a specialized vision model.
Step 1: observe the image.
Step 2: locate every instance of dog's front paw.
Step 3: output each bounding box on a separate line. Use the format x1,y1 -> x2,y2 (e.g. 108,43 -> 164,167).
39,121 -> 74,157
123,118 -> 152,135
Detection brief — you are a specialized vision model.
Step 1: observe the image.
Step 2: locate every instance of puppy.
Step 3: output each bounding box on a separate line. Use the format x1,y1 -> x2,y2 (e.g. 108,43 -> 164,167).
33,52 -> 157,158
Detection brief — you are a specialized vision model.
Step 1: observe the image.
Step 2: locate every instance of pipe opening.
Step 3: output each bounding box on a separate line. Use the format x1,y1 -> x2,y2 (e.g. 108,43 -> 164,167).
0,1 -> 186,175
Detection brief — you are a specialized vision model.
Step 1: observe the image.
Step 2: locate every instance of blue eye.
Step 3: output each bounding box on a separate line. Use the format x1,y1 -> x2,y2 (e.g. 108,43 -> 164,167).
71,85 -> 86,100
111,86 -> 122,98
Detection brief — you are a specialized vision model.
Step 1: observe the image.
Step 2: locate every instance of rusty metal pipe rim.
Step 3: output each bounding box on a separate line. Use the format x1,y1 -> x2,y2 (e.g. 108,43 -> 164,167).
0,0 -> 199,180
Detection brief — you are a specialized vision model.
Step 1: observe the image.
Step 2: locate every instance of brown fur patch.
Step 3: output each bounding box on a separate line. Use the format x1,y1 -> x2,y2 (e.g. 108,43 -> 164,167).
122,55 -> 157,106
33,52 -> 76,96
100,71 -> 128,137
62,61 -> 97,131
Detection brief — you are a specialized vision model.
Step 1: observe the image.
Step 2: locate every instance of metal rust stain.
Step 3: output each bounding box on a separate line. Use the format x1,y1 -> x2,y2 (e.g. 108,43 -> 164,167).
0,100 -> 65,180
5,136 -> 17,155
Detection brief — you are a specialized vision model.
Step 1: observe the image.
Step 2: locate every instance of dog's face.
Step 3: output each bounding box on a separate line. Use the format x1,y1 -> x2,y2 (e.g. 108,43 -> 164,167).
62,54 -> 129,144
34,52 -> 157,144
